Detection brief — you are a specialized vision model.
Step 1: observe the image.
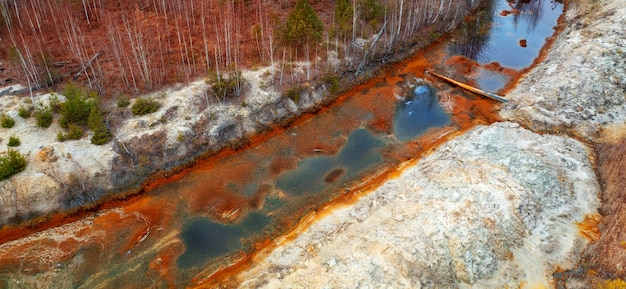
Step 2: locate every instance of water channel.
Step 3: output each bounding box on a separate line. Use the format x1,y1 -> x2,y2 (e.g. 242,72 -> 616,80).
0,0 -> 564,287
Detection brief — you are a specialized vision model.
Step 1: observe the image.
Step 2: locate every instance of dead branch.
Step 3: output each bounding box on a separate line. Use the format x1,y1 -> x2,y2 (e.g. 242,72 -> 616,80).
356,20 -> 388,76
73,51 -> 102,79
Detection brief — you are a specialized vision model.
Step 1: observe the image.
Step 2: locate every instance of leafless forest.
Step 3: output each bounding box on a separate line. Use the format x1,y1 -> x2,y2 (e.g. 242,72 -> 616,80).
0,0 -> 474,97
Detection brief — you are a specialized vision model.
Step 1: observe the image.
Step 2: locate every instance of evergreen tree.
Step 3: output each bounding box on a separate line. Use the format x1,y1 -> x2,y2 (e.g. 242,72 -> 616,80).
335,0 -> 353,37
281,0 -> 324,48
360,0 -> 384,28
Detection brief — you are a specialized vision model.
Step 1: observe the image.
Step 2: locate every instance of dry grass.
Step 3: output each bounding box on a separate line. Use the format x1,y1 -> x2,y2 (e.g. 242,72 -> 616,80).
578,136 -> 626,286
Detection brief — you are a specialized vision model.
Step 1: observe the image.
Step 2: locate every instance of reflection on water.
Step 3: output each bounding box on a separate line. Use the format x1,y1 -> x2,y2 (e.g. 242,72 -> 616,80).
475,68 -> 509,92
394,85 -> 450,141
447,0 -> 496,62
449,0 -> 563,68
485,0 -> 563,68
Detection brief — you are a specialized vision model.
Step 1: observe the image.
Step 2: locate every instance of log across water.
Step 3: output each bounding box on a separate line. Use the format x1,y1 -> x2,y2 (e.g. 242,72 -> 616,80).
428,71 -> 509,103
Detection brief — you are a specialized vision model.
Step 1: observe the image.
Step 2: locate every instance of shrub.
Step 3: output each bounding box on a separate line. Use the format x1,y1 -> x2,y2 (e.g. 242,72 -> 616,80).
7,136 -> 20,147
91,129 -> 112,145
323,73 -> 340,94
35,107 -> 53,128
66,124 -> 84,140
59,83 -> 97,128
48,93 -> 61,113
88,107 -> 112,145
88,107 -> 104,132
283,85 -> 305,102
57,124 -> 84,142
0,149 -> 27,181
18,105 -> 32,118
1,114 -> 15,128
117,97 -> 130,108
131,98 -> 160,116
429,31 -> 442,41
206,70 -> 243,100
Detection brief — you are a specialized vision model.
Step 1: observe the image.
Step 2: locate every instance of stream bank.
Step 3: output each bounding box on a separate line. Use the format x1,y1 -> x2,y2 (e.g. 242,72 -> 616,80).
212,0 -> 626,287
0,0 -> 486,229
0,0 -> 623,287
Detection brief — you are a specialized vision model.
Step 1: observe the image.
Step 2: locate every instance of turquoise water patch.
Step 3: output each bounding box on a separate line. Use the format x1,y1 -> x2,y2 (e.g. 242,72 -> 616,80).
276,128 -> 384,196
177,213 -> 270,269
393,85 -> 450,141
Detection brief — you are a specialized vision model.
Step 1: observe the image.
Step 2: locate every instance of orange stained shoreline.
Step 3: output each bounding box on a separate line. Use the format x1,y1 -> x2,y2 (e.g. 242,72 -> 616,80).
0,1 -> 572,286
189,1 -> 573,285
189,46 -> 509,286
190,124 -> 493,288
576,214 -> 602,243
0,76 -> 386,245
0,25 -> 448,246
0,0 -> 517,245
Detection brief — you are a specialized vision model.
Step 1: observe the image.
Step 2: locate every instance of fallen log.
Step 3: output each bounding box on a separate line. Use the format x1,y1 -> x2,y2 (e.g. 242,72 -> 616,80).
355,20 -> 388,76
74,52 -> 102,80
427,71 -> 509,103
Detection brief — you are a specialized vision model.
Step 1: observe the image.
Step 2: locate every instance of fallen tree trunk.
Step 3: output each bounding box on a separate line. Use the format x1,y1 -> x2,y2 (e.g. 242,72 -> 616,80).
428,71 -> 509,103
74,52 -> 102,80
356,20 -> 388,76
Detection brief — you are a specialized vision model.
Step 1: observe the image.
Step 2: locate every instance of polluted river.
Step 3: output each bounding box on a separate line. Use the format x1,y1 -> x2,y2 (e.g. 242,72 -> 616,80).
0,0 -> 565,287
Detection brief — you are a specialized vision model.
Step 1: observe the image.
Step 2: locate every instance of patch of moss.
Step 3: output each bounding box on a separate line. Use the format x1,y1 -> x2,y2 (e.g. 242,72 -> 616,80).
597,279 -> 626,289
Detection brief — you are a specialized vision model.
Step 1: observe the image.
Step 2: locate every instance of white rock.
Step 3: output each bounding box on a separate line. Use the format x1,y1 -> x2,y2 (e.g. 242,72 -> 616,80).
501,0 -> 626,141
235,122 -> 599,289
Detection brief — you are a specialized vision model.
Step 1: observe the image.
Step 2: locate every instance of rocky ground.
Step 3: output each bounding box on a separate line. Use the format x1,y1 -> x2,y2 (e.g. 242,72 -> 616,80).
502,0 -> 626,286
230,122 -> 599,288
212,0 -> 626,287
500,0 -> 626,141
0,65 -> 331,226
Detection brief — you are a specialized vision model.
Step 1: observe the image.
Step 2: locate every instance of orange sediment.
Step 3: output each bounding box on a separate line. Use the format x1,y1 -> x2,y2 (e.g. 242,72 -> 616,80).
576,214 -> 602,242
